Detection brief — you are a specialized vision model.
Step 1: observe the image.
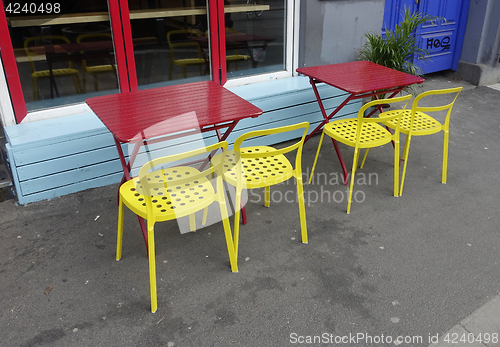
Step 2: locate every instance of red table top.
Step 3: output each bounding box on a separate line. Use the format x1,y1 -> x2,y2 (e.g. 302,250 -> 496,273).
296,61 -> 424,95
86,81 -> 262,143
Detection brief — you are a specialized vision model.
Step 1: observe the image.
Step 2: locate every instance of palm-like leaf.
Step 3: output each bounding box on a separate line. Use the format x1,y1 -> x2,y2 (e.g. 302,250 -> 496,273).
357,6 -> 435,94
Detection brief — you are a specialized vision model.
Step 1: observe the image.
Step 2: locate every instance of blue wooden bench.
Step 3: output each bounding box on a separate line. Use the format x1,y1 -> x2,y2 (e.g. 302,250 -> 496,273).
5,76 -> 360,204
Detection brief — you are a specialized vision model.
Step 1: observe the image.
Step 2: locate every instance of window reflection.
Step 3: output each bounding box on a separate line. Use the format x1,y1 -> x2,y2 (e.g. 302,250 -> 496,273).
225,0 -> 285,80
6,0 -> 118,111
129,0 -> 212,89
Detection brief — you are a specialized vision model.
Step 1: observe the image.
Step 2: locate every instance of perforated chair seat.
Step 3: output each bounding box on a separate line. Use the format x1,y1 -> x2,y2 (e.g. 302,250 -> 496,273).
32,68 -> 80,78
324,119 -> 395,148
216,146 -> 295,188
380,110 -> 443,136
309,94 -> 412,213
213,122 -> 310,248
116,141 -> 238,313
380,87 -> 463,193
119,166 -> 216,222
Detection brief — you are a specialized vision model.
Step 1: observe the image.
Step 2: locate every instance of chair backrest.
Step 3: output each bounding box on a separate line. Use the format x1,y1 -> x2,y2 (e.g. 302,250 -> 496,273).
24,35 -> 73,72
167,29 -> 202,60
357,94 -> 412,142
410,87 -> 463,130
76,33 -> 113,68
233,121 -> 310,169
135,141 -> 228,216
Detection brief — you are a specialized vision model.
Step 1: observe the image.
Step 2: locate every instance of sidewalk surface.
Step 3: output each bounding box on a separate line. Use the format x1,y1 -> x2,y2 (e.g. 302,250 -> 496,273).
1,72 -> 499,347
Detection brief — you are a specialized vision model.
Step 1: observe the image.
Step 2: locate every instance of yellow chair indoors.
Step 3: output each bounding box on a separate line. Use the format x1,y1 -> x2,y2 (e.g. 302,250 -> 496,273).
379,87 -> 462,195
116,141 -> 238,313
310,95 -> 412,214
24,35 -> 82,101
214,122 -> 310,257
76,33 -> 117,92
167,29 -> 206,80
224,28 -> 251,71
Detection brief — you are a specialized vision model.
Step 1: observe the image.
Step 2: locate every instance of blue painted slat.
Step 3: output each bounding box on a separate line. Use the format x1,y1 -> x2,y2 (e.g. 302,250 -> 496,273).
20,173 -> 123,204
11,132 -> 116,166
5,112 -> 107,148
19,159 -> 123,195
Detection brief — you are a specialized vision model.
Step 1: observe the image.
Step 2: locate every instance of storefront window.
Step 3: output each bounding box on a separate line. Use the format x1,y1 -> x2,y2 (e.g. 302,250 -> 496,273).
128,0 -> 212,89
224,0 -> 286,81
5,0 -> 118,112
1,0 -> 295,122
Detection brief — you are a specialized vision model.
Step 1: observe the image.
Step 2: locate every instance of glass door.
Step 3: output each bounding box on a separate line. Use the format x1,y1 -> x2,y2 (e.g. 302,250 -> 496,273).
128,0 -> 212,89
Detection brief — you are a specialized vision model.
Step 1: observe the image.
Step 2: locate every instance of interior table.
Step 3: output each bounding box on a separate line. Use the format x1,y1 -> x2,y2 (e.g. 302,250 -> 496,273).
86,80 -> 262,248
296,61 -> 425,184
190,33 -> 274,68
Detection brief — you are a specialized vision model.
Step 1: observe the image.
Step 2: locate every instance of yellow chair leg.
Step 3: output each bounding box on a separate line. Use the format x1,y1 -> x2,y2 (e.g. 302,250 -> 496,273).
189,213 -> 196,231
147,222 -> 158,313
347,148 -> 360,214
399,135 -> 412,196
233,189 -> 242,259
360,148 -> 370,169
219,197 -> 238,272
202,206 -> 209,225
116,197 -> 125,261
442,130 -> 449,184
393,136 -> 400,197
296,175 -> 308,244
309,131 -> 325,184
264,186 -> 270,207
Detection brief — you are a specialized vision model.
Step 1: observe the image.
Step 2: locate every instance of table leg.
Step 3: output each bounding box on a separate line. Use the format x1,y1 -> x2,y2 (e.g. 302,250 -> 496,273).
46,45 -> 60,99
305,79 -> 354,185
214,127 -> 247,225
113,137 -> 150,253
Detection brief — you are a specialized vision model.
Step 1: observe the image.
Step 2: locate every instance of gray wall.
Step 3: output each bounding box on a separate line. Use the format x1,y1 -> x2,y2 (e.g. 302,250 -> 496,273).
454,0 -> 500,85
461,0 -> 500,66
298,0 -> 385,68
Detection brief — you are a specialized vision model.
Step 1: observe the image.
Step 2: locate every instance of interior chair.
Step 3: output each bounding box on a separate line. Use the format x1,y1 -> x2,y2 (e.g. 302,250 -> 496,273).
116,141 -> 238,313
310,95 -> 412,214
379,87 -> 463,195
214,122 -> 310,258
24,35 -> 82,101
167,29 -> 206,80
224,28 -> 251,71
76,33 -> 117,92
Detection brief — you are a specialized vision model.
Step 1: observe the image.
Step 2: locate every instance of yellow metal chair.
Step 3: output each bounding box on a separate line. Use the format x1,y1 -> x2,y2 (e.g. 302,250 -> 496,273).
215,122 -> 310,257
167,29 -> 206,80
379,87 -> 462,195
24,36 -> 82,101
116,141 -> 238,313
76,33 -> 117,92
310,95 -> 412,214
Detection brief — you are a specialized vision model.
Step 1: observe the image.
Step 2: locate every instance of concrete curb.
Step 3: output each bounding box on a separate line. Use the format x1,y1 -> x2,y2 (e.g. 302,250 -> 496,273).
429,293 -> 500,347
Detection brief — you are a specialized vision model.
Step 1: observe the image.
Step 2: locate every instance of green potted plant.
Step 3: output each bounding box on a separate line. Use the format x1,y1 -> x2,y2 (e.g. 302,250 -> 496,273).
357,6 -> 435,96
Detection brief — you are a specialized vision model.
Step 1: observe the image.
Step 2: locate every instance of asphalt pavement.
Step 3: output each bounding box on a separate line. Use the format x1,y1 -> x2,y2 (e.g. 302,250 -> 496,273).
0,72 -> 499,347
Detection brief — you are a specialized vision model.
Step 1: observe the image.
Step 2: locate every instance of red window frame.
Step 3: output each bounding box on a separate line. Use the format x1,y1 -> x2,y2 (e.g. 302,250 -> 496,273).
0,0 -> 227,124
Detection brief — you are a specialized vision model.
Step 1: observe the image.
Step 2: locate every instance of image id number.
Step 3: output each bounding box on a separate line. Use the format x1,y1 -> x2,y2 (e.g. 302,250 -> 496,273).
4,3 -> 61,14
444,332 -> 498,344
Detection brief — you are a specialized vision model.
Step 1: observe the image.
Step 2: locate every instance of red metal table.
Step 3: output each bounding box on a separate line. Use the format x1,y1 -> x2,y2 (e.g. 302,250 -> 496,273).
86,80 -> 262,248
296,61 -> 424,184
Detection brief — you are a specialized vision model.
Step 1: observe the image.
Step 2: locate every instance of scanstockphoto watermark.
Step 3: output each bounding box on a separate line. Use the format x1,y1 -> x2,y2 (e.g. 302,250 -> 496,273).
248,168 -> 379,207
289,332 -> 425,345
